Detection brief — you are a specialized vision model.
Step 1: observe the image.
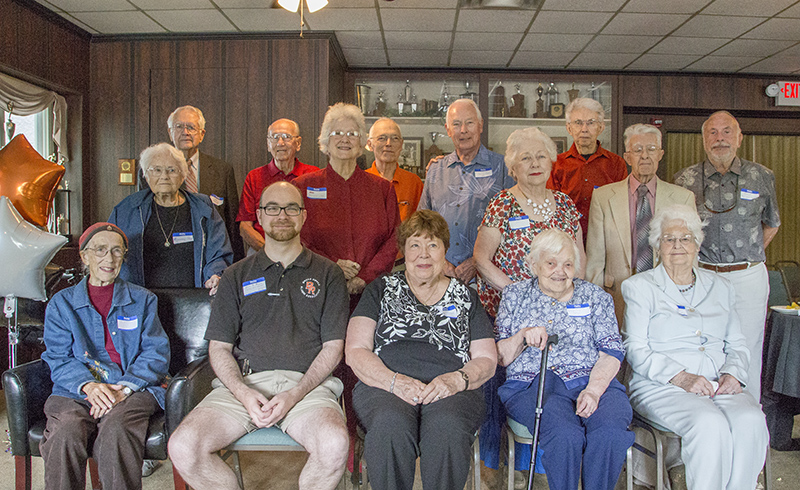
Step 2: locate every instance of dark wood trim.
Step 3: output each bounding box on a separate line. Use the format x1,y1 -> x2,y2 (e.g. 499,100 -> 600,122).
91,31 -> 340,43
13,0 -> 91,39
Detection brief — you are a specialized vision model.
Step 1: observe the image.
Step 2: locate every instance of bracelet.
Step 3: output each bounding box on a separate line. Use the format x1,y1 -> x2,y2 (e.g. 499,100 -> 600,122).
389,372 -> 398,394
458,369 -> 469,391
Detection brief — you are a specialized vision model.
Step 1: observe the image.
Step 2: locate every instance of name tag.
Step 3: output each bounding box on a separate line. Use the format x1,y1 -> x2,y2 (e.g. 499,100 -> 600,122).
474,168 -> 492,178
172,232 -> 193,244
307,187 -> 327,199
243,277 -> 267,296
677,305 -> 688,316
509,215 -> 530,230
117,316 -> 139,330
740,189 -> 759,200
210,194 -> 224,206
566,304 -> 590,317
441,305 -> 459,318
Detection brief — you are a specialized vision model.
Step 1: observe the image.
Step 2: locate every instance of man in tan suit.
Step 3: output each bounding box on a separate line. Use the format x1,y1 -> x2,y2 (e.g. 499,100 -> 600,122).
586,124 -> 695,324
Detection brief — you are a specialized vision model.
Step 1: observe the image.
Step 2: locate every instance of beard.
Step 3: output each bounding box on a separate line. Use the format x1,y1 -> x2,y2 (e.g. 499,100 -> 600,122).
265,222 -> 299,242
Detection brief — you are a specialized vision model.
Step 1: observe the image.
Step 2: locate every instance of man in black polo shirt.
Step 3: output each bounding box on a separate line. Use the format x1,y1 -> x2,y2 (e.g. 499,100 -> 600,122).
168,181 -> 349,490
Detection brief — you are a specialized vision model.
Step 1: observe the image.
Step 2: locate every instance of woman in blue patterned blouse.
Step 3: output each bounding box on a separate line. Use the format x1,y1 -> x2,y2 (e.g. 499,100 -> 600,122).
496,228 -> 634,490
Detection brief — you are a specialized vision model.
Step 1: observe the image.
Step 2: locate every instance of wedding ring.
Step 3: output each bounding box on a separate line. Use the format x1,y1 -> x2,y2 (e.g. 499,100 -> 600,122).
436,395 -> 441,400
413,396 -> 419,403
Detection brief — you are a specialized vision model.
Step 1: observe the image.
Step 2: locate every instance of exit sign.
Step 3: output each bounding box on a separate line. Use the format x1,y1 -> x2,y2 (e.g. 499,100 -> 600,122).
776,81 -> 800,106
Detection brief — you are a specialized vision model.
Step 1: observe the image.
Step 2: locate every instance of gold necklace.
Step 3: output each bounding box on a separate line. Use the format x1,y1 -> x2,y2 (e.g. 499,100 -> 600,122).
154,201 -> 181,247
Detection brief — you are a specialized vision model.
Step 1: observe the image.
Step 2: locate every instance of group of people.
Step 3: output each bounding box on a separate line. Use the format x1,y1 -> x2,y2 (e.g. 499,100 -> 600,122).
36,95 -> 779,490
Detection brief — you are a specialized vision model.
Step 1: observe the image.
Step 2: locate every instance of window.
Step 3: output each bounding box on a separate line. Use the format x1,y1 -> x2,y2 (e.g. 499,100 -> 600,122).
1,107 -> 54,159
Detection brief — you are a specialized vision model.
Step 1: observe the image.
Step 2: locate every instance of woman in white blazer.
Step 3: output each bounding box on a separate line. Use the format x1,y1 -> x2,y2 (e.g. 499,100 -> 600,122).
621,204 -> 768,490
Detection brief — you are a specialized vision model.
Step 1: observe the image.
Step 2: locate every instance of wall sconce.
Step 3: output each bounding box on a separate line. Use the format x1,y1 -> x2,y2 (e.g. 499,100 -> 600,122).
278,0 -> 328,37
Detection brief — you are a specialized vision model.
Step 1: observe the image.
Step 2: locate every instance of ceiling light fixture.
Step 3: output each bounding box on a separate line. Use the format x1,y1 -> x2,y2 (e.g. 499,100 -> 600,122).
278,0 -> 328,37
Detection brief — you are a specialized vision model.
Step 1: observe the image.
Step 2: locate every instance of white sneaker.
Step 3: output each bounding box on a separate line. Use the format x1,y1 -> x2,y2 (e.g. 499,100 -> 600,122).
142,459 -> 161,477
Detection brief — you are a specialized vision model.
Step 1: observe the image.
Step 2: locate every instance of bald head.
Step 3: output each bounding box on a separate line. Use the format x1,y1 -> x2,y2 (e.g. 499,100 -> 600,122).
268,119 -> 302,169
368,118 -> 404,167
259,181 -> 304,208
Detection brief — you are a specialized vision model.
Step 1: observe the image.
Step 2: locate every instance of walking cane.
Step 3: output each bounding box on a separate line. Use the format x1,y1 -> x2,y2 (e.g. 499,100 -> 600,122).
527,334 -> 559,490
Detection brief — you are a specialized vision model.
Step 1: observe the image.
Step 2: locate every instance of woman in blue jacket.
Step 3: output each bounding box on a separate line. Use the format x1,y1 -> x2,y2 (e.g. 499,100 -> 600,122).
40,223 -> 170,490
109,142 -> 233,293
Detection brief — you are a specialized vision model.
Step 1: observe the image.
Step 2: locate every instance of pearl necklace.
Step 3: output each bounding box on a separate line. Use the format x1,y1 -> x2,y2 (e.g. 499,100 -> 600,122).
677,271 -> 696,293
517,187 -> 554,219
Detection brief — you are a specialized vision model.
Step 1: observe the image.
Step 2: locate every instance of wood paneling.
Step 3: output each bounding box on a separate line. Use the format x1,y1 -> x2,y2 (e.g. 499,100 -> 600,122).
696,76 -> 733,109
622,75 -> 658,108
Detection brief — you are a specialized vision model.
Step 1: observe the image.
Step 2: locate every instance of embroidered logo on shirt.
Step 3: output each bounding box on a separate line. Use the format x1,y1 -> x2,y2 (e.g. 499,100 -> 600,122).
301,278 -> 321,298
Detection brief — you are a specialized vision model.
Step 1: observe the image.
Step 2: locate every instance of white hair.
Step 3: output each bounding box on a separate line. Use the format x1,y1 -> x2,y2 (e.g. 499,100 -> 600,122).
565,97 -> 604,123
505,127 -> 558,182
527,228 -> 582,275
318,103 -> 367,155
446,98 -> 483,125
648,204 -> 706,256
701,110 -> 740,135
167,105 -> 206,131
139,142 -> 188,180
623,123 -> 662,151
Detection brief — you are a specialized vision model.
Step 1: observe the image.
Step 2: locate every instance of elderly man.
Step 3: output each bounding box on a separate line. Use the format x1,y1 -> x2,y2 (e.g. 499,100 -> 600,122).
674,110 -> 780,402
168,105 -> 243,260
548,98 -> 627,239
237,119 -> 317,254
586,124 -> 695,324
365,118 -> 423,222
168,181 -> 349,490
419,99 -> 512,283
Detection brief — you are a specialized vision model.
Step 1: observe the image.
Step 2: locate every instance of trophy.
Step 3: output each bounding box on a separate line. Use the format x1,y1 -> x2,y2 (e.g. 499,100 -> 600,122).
355,82 -> 371,115
509,83 -> 526,118
490,81 -> 507,117
373,90 -> 387,116
397,80 -> 415,114
426,131 -> 444,168
460,81 -> 478,101
5,101 -> 15,141
567,83 -> 580,103
589,81 -> 600,102
547,83 -> 565,118
534,83 -> 546,118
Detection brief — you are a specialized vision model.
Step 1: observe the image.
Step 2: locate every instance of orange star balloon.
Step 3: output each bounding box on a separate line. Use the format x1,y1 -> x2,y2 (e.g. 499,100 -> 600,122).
0,134 -> 64,227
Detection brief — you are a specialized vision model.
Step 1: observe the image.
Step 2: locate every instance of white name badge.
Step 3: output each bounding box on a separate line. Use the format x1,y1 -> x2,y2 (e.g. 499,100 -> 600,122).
307,187 -> 327,199
509,215 -> 530,230
474,168 -> 492,178
677,305 -> 688,316
441,305 -> 459,318
117,316 -> 139,330
566,304 -> 591,317
172,232 -> 194,244
210,194 -> 224,206
740,189 -> 759,200
243,277 -> 267,296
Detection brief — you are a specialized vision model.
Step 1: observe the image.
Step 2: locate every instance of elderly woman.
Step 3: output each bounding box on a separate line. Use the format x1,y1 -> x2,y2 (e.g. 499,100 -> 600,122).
346,210 -> 497,490
40,223 -> 170,490
621,205 -> 768,490
496,228 -> 634,490
109,142 -> 232,293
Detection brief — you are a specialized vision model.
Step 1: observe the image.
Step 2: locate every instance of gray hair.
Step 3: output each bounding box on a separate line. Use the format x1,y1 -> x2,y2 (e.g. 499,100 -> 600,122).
565,97 -> 605,123
446,98 -> 483,125
648,204 -> 706,255
505,127 -> 558,182
527,228 -> 582,275
623,123 -> 662,151
139,142 -> 188,180
701,110 -> 740,135
167,105 -> 206,131
318,103 -> 367,155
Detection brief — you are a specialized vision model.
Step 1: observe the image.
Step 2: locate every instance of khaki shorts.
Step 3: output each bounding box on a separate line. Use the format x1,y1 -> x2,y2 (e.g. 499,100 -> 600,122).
196,370 -> 344,434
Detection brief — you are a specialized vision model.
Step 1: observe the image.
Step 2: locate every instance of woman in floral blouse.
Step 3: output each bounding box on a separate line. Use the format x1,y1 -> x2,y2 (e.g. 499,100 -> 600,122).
345,210 -> 497,490
496,229 -> 633,490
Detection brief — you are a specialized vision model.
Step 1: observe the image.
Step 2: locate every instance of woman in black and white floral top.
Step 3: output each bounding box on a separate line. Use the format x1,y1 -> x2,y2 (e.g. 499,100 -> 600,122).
346,210 -> 497,490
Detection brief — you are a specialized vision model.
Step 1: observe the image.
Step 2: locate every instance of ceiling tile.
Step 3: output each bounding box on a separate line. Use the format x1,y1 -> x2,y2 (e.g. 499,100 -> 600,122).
380,8 -> 455,32
384,31 -> 452,51
130,0 -> 215,9
381,0 -> 459,8
304,8 -> 378,31
712,39 -> 794,56
602,13 -> 692,35
510,51 -> 577,69
568,52 -> 639,70
741,18 -> 800,40
703,0 -> 796,17
452,32 -> 523,51
456,10 -> 534,32
776,43 -> 800,57
778,3 -> 800,17
518,33 -> 593,51
46,0 -> 132,11
625,53 -> 704,70
672,14 -> 766,37
540,0 -> 625,11
322,0 -> 374,7
335,30 -> 385,49
387,50 -> 449,68
584,35 -> 662,54
148,9 -> 236,32
684,55 -> 763,71
529,11 -> 613,34
622,0 -> 709,14
58,12 -> 100,33
35,0 -> 61,12
214,0 -> 275,6
739,55 -> 800,73
343,49 -> 388,67
450,50 -> 515,67
69,11 -> 166,33
222,8 -> 300,31
649,36 -> 730,55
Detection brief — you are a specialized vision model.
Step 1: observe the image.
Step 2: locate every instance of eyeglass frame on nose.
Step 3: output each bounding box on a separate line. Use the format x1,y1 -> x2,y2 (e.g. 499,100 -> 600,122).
83,246 -> 128,258
257,204 -> 305,216
329,130 -> 360,139
628,145 -> 661,156
373,134 -> 402,144
170,123 -> 200,134
569,119 -> 600,129
660,234 -> 695,247
146,167 -> 181,177
268,133 -> 298,142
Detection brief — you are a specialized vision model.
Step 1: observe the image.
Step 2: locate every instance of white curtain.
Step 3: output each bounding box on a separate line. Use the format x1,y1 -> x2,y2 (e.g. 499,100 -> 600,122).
0,72 -> 68,160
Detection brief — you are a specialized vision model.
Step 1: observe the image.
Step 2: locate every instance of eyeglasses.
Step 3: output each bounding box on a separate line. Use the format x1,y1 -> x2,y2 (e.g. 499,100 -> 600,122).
84,246 -> 127,258
569,119 -> 599,129
373,135 -> 402,144
170,123 -> 200,134
629,145 -> 661,156
329,130 -> 360,139
660,234 -> 695,247
268,133 -> 298,142
258,204 -> 304,216
146,167 -> 181,176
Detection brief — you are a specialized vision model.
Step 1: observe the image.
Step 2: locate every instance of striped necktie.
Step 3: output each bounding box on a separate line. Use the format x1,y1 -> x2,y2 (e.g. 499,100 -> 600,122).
185,159 -> 198,193
635,184 -> 653,273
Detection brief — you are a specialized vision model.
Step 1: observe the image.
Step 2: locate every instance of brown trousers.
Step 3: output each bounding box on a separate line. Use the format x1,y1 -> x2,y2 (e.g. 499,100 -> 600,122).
40,392 -> 159,490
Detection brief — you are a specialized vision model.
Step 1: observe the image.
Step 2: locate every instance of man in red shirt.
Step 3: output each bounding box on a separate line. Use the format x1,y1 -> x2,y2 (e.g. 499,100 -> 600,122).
237,118 -> 317,254
547,98 -> 627,238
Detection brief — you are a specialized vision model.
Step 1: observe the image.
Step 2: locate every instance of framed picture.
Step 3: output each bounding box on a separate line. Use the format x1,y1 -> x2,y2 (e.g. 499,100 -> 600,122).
552,137 -> 568,154
400,137 -> 423,168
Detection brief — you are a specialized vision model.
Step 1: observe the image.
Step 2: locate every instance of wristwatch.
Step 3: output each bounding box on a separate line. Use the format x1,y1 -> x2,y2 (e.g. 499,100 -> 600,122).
122,386 -> 133,397
458,369 -> 469,391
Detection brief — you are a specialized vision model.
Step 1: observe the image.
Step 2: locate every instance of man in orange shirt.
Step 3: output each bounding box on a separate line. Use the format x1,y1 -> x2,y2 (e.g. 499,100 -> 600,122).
365,118 -> 423,222
548,98 -> 627,239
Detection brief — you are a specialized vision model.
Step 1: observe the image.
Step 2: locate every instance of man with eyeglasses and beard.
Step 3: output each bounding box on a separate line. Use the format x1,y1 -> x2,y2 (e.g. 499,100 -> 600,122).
547,98 -> 627,240
237,118 -> 317,254
169,181 -> 350,490
674,110 -> 780,403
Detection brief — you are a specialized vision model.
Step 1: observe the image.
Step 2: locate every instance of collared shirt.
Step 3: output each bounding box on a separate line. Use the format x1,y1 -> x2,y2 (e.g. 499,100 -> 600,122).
674,157 -> 780,264
366,162 -> 424,222
236,158 -> 318,235
419,145 -> 512,267
496,278 -> 624,386
205,248 -> 348,374
628,174 -> 657,265
547,141 -> 628,238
